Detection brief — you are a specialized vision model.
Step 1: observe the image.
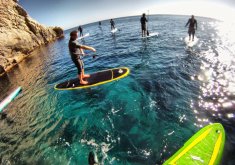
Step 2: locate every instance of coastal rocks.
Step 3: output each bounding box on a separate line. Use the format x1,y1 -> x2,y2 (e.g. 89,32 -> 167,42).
0,0 -> 64,74
53,27 -> 64,39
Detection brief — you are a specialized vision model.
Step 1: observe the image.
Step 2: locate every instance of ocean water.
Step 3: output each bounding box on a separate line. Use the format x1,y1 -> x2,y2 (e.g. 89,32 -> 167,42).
0,15 -> 235,165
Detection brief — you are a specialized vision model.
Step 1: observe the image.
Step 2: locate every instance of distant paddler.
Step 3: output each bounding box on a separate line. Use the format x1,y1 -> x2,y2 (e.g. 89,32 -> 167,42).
110,19 -> 115,30
78,25 -> 83,37
185,15 -> 197,41
140,13 -> 148,37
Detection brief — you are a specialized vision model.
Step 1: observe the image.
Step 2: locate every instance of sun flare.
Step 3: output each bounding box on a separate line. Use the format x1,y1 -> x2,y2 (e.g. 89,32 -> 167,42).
149,1 -> 235,22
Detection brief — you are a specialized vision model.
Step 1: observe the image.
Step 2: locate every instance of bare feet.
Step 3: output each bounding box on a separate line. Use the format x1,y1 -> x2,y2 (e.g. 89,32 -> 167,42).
80,80 -> 88,85
83,74 -> 90,78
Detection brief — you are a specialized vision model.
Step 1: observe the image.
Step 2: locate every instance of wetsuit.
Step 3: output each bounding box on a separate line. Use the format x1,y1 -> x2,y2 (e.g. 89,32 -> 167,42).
185,18 -> 197,36
140,16 -> 148,31
68,39 -> 83,74
110,20 -> 115,30
78,26 -> 83,36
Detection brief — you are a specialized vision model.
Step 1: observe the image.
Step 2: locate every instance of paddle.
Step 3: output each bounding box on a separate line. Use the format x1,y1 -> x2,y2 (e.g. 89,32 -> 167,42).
147,10 -> 150,36
74,53 -> 98,59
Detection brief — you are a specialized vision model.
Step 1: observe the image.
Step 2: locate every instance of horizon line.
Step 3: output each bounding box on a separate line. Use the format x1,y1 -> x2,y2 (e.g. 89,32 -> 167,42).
64,13 -> 219,31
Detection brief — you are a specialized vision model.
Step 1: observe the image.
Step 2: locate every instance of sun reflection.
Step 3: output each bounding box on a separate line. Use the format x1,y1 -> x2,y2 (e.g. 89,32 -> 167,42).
150,1 -> 235,25
192,16 -> 235,124
227,113 -> 235,118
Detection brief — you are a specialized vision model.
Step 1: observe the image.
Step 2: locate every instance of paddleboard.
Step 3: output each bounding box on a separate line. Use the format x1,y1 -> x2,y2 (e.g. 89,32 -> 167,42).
111,28 -> 118,33
0,87 -> 22,112
55,67 -> 130,90
78,33 -> 90,40
141,32 -> 159,38
163,123 -> 225,165
184,36 -> 199,47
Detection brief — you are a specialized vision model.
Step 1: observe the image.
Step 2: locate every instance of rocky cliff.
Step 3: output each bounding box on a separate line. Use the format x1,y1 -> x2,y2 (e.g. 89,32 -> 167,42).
0,0 -> 63,75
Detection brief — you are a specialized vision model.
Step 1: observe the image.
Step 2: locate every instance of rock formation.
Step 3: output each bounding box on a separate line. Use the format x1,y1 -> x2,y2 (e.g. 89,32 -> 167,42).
0,0 -> 64,75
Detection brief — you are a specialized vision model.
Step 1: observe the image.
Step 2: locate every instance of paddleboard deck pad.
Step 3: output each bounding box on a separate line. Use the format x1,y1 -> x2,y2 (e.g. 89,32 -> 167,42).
55,67 -> 129,90
163,123 -> 225,165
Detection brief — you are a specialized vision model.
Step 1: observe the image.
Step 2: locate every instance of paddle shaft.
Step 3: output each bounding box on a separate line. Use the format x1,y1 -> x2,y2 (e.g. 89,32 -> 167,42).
147,10 -> 150,35
74,53 -> 98,58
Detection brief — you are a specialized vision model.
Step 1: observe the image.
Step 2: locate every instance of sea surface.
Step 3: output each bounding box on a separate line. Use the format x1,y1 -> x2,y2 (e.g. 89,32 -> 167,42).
0,15 -> 235,165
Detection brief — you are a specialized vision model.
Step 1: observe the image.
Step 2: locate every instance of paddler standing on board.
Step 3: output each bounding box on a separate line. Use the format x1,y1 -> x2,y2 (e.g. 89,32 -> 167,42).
78,25 -> 83,37
110,19 -> 115,30
140,13 -> 148,37
185,15 -> 197,41
68,31 -> 96,85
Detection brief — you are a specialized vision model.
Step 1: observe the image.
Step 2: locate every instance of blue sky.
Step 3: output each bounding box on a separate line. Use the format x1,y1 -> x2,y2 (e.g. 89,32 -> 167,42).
19,0 -> 235,29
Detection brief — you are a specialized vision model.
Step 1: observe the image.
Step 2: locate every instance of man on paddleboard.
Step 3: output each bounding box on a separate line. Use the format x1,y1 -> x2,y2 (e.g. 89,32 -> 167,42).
110,19 -> 115,30
78,26 -> 83,37
140,13 -> 148,37
69,31 -> 96,85
185,15 -> 197,41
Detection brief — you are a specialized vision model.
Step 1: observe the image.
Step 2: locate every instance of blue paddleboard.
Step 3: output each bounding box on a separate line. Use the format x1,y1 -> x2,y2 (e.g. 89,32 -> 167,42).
0,87 -> 22,112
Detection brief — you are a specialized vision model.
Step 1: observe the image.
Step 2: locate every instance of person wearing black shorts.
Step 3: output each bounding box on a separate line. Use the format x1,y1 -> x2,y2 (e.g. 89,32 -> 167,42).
110,19 -> 115,30
78,26 -> 83,37
140,13 -> 148,37
69,31 -> 96,85
185,15 -> 197,41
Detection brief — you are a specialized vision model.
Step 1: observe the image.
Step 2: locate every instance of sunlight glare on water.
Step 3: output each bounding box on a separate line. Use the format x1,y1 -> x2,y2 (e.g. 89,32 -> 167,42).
194,19 -> 235,128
